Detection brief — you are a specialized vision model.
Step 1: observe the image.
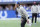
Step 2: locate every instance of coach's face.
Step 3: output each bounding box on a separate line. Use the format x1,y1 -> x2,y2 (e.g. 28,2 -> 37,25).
17,4 -> 19,7
33,3 -> 36,5
15,4 -> 19,8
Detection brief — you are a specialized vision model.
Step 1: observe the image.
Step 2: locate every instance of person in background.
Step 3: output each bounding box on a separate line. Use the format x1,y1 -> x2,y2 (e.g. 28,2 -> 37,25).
31,2 -> 38,24
8,4 -> 13,10
23,4 -> 27,9
37,3 -> 40,18
26,6 -> 30,10
0,6 -> 3,10
23,4 -> 30,10
28,5 -> 31,10
5,6 -> 9,10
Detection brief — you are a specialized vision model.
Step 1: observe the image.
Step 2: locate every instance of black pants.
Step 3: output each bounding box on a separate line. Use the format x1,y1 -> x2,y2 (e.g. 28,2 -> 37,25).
32,13 -> 37,23
21,17 -> 27,27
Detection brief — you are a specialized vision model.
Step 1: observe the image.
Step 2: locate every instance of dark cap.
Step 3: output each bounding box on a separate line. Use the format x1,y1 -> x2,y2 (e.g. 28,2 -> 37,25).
17,2 -> 20,6
17,2 -> 20,4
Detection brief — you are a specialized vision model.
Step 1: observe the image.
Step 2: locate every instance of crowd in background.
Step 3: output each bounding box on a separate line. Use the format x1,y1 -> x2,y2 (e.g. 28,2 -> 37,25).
0,3 -> 40,11
0,3 -> 40,13
0,4 -> 14,10
0,3 -> 40,18
0,4 -> 31,10
0,4 -> 32,18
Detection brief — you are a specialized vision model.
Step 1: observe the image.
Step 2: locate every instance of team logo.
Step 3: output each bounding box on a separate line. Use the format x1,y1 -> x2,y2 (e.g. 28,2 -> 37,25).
0,11 -> 7,19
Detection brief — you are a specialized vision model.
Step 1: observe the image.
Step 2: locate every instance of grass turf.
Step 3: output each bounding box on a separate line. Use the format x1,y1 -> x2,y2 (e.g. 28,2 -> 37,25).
0,20 -> 40,27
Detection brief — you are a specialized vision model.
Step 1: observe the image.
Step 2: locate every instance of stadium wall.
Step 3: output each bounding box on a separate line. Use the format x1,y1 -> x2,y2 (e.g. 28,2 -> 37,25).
0,10 -> 40,20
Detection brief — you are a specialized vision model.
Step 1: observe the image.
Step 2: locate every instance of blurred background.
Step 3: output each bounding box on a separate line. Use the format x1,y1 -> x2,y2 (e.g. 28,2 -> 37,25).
0,0 -> 40,27
0,0 -> 40,18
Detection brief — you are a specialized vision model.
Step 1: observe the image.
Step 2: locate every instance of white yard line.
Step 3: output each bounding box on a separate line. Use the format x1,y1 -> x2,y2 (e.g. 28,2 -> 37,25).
0,18 -> 21,20
0,18 -> 40,22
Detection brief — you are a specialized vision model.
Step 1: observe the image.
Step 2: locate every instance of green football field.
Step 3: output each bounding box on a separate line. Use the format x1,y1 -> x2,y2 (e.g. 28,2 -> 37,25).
0,20 -> 40,27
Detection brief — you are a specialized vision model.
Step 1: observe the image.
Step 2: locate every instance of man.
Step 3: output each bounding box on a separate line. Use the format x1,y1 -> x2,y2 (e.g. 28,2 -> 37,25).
31,2 -> 38,24
15,2 -> 29,27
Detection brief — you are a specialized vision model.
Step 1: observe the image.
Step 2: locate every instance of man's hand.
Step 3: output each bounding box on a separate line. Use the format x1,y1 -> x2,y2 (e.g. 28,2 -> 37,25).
21,18 -> 23,23
27,19 -> 31,24
27,19 -> 29,24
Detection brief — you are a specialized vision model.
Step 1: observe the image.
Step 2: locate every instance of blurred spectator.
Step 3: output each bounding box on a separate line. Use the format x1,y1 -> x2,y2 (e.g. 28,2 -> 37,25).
26,6 -> 29,10
23,4 -> 27,9
5,6 -> 9,10
31,2 -> 38,23
37,3 -> 40,17
0,6 -> 3,10
23,4 -> 29,10
38,3 -> 40,13
8,4 -> 13,10
28,5 -> 31,10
